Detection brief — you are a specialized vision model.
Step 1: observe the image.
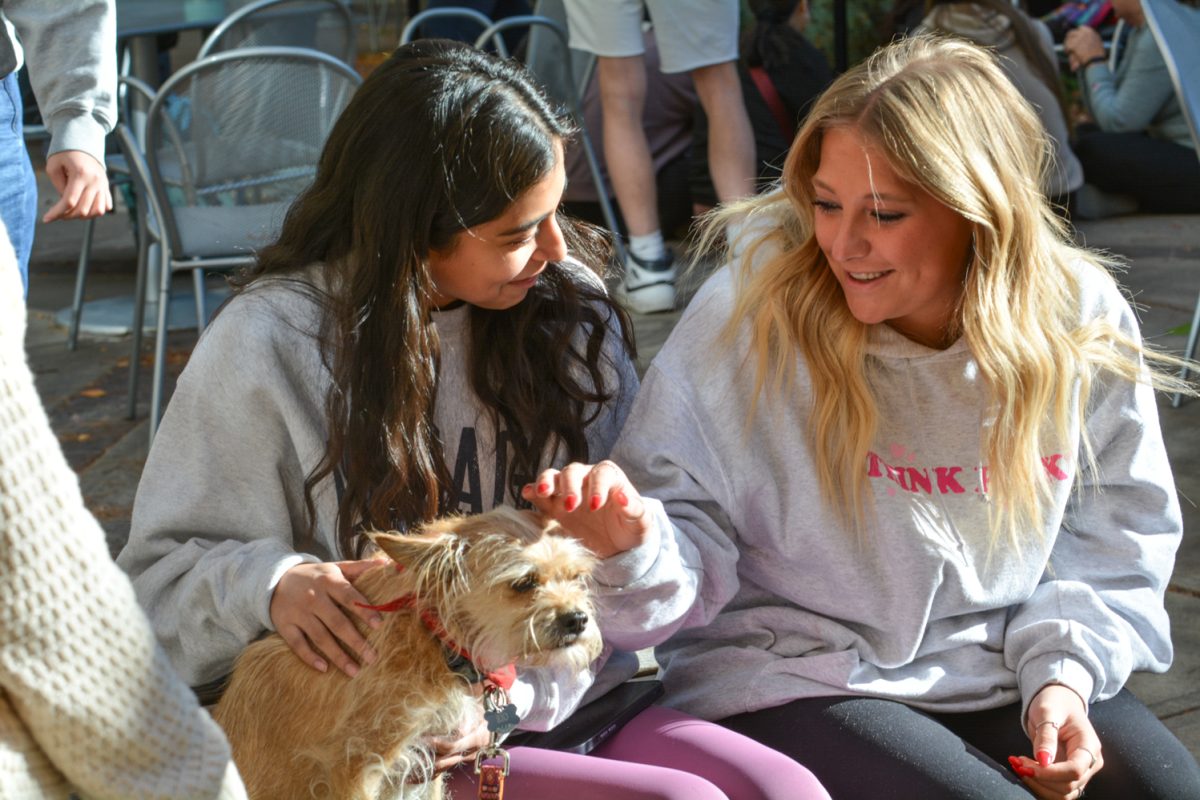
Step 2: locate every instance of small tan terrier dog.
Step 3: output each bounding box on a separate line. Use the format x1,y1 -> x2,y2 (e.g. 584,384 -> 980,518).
212,507 -> 602,800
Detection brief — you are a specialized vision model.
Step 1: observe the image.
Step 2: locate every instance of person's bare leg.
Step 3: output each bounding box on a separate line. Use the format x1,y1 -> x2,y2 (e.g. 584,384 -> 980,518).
596,54 -> 660,237
691,60 -> 756,202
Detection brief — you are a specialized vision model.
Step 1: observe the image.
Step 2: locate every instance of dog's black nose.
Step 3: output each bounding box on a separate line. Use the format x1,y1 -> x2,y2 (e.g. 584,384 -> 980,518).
558,610 -> 589,635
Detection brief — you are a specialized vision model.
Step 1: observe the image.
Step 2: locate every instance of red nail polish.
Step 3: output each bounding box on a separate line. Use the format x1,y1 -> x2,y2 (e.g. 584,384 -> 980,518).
1036,750 -> 1051,767
564,495 -> 577,512
537,482 -> 550,495
1007,756 -> 1022,771
1018,765 -> 1036,777
615,490 -> 629,507
589,494 -> 601,511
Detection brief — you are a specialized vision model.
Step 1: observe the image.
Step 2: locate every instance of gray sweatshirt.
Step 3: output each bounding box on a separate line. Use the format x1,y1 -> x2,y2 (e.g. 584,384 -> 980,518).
117,266 -> 640,730
0,0 -> 116,164
599,260 -> 1180,725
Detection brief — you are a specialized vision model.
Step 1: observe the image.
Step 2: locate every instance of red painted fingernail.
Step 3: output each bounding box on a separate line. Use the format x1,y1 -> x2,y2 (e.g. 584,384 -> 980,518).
564,494 -> 578,512
589,494 -> 602,511
1008,756 -> 1022,771
537,482 -> 550,495
1018,765 -> 1036,777
615,490 -> 629,507
1036,750 -> 1051,768
521,484 -> 533,497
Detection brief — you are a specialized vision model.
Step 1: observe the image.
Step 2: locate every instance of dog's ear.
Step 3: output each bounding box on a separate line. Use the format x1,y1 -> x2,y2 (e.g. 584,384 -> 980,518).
370,531 -> 454,566
369,530 -> 469,595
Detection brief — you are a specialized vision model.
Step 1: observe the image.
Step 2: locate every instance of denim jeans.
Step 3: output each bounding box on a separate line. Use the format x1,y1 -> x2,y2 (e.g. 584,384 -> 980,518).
0,70 -> 39,298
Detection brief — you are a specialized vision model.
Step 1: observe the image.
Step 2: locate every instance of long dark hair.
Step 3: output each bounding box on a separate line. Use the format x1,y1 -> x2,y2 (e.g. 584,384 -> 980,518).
742,0 -> 802,71
234,40 -> 634,557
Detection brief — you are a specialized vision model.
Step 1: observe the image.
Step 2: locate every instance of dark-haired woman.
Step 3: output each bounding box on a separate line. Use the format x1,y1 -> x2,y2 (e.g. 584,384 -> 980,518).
117,40 -> 827,799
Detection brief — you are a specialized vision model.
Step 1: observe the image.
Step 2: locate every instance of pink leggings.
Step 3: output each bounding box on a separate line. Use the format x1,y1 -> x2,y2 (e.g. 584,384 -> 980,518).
445,705 -> 830,799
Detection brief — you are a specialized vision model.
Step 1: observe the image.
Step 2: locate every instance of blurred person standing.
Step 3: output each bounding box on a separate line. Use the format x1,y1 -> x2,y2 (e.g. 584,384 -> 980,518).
690,0 -> 833,212
0,0 -> 115,297
562,0 -> 756,314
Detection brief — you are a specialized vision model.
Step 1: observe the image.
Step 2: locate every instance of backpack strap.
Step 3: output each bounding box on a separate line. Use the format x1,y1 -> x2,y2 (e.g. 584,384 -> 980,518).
748,65 -> 795,142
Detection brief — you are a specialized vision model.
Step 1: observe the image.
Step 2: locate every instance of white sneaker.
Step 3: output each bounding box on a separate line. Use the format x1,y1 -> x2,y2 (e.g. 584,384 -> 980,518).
619,251 -> 676,314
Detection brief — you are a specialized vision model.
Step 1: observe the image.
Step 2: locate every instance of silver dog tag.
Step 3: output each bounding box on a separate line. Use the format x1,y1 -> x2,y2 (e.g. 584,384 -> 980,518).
483,685 -> 520,737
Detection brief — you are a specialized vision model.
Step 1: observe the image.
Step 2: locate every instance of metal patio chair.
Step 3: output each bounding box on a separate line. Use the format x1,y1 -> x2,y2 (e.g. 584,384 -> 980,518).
198,0 -> 357,64
119,46 -> 361,440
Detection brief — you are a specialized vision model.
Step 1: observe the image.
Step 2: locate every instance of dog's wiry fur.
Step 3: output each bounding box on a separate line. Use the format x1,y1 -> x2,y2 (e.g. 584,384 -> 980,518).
212,507 -> 602,800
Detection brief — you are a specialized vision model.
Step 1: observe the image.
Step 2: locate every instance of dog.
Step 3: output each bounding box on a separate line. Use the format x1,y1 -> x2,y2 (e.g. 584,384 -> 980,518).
212,506 -> 602,800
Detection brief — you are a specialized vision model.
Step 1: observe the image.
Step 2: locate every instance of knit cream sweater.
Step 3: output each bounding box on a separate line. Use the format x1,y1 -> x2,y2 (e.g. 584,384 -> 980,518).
0,237 -> 246,798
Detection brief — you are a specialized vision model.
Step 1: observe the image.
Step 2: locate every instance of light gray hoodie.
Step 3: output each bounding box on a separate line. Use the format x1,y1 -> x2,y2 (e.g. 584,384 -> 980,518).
600,258 -> 1180,725
117,266 -> 640,731
0,0 -> 116,164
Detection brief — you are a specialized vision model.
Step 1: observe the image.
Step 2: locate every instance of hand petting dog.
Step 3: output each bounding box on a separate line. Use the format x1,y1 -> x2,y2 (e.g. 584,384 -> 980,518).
269,558 -> 385,676
523,460 -> 652,558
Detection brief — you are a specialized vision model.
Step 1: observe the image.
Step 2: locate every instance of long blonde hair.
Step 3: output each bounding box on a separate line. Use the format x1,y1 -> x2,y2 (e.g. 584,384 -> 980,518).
705,35 -> 1188,547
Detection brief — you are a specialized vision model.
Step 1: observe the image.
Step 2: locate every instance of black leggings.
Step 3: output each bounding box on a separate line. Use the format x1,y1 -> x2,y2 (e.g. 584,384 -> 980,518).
1074,127 -> 1200,214
718,690 -> 1200,799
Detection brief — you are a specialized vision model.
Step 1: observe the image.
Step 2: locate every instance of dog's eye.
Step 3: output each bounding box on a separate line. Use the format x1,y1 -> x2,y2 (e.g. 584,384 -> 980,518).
511,574 -> 539,593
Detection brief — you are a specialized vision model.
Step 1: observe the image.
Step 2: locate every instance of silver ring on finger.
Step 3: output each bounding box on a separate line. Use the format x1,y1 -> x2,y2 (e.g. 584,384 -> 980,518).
1078,746 -> 1098,771
1035,720 -> 1060,732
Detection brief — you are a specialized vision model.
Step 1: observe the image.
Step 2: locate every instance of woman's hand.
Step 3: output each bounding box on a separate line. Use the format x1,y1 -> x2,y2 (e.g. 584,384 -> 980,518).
522,460 -> 651,558
1009,684 -> 1104,800
1064,26 -> 1105,71
269,559 -> 386,677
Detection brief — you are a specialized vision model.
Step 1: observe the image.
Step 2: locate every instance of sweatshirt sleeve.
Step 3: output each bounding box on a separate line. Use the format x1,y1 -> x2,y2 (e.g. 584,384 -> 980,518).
117,295 -> 329,687
1080,29 -> 1175,135
517,298 -> 643,731
1004,293 -> 1180,720
0,236 -> 247,799
4,0 -> 116,164
597,360 -> 744,652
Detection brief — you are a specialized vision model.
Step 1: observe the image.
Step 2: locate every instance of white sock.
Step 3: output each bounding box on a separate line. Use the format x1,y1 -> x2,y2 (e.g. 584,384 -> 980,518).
628,231 -> 666,262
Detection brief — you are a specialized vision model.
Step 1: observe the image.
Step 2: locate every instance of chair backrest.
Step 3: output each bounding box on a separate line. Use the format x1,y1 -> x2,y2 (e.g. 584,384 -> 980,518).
399,7 -> 497,48
528,0 -> 595,107
1141,0 -> 1200,169
198,0 -> 356,64
142,46 -> 361,257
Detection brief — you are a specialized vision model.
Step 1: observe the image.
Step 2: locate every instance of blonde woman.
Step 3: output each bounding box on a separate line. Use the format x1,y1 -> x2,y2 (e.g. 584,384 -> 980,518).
523,36 -> 1200,800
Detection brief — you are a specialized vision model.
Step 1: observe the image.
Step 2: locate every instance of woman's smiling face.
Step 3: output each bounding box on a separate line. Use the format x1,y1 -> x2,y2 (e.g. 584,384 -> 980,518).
811,126 -> 974,349
426,139 -> 568,310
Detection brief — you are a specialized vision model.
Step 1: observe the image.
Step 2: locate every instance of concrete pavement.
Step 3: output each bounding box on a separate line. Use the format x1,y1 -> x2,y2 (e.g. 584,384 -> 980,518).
21,177 -> 1200,761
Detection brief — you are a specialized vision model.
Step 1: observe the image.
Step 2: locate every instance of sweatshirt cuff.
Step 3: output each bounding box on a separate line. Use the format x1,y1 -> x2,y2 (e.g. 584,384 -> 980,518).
257,553 -> 318,632
593,498 -> 666,588
1018,653 -> 1096,729
46,110 -> 109,166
